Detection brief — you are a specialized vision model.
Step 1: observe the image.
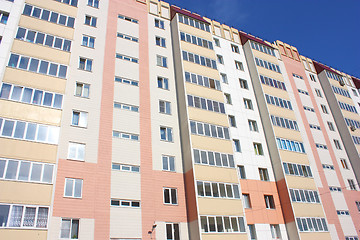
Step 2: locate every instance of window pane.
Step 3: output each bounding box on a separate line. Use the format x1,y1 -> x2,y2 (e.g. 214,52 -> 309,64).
2,120 -> 15,137
49,63 -> 58,76
74,179 -> 82,197
19,56 -> 29,70
5,160 -> 18,180
61,220 -> 71,238
25,123 -> 37,140
18,161 -> 30,181
30,163 -> 42,181
36,207 -> 48,227
29,59 -> 40,72
43,92 -> 53,107
23,207 -> 36,227
0,83 -> 11,99
36,125 -> 47,142
32,90 -> 43,105
71,219 -> 79,238
39,61 -> 49,74
11,86 -> 22,101
65,179 -> 74,197
35,33 -> 45,44
9,205 -> 23,227
53,94 -> 63,109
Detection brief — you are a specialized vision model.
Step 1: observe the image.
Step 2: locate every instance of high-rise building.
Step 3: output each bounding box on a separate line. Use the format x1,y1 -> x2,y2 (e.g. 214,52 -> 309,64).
0,0 -> 359,239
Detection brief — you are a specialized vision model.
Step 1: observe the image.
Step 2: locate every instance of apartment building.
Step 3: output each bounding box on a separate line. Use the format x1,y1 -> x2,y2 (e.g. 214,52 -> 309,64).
0,0 -> 359,240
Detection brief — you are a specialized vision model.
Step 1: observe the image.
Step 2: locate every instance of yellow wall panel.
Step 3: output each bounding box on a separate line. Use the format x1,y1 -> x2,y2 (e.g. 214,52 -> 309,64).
3,68 -> 66,93
188,108 -> 228,127
0,229 -> 47,240
0,181 -> 52,205
178,23 -> 212,40
257,66 -> 284,82
279,150 -> 309,165
286,175 -> 317,190
197,198 -> 243,215
19,16 -> 74,40
12,40 -> 70,65
191,135 -> 233,153
26,0 -> 77,16
0,100 -> 62,126
299,232 -> 332,240
181,41 -> 217,59
262,84 -> 291,100
292,203 -> 325,218
183,61 -> 220,80
267,104 -> 296,119
273,126 -> 303,142
202,233 -> 247,240
195,165 -> 238,183
185,82 -> 224,102
253,50 -> 279,65
0,138 -> 57,163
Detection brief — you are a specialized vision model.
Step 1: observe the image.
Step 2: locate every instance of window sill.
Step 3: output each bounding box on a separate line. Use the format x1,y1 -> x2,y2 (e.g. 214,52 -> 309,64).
81,44 -> 95,49
63,196 -> 82,199
70,124 -> 88,129
77,68 -> 92,72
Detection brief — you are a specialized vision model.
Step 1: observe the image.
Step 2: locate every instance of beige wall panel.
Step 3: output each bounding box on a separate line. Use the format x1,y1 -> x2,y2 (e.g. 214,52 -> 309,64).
257,67 -> 284,82
267,104 -> 296,119
4,68 -> 66,93
110,208 -> 141,238
279,151 -> 309,165
197,198 -> 243,215
188,108 -> 228,126
178,23 -> 212,40
0,229 -> 47,240
113,109 -> 139,135
117,19 -> 139,38
0,138 -> 57,163
113,83 -> 139,106
0,181 -> 52,205
19,16 -> 74,40
262,84 -> 290,99
47,216 -> 61,240
273,126 -> 303,142
114,60 -> 139,83
181,41 -> 216,59
115,39 -> 139,59
26,0 -> 77,16
191,135 -> 233,153
292,203 -> 325,217
185,82 -> 223,102
285,175 -> 317,190
194,165 -> 238,183
298,232 -> 332,240
79,218 -> 95,240
12,40 -> 70,65
202,233 -> 248,240
0,100 -> 62,126
111,172 -> 140,199
333,94 -> 355,105
341,110 -> 360,121
183,61 -> 220,80
112,140 -> 140,165
253,50 -> 280,65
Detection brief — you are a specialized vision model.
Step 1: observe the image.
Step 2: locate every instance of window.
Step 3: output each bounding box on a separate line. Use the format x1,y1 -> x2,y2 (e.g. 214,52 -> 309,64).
0,158 -> 54,184
87,0 -> 99,8
180,31 -> 213,50
184,71 -> 221,91
159,100 -> 171,115
321,105 -> 328,114
270,115 -> 299,131
231,44 -> 239,53
235,61 -> 244,71
197,181 -> 240,199
160,127 -> 173,142
117,32 -> 138,42
309,74 -> 316,82
113,131 -> 139,141
155,18 -> 164,29
259,168 -> 269,181
283,162 -> 313,178
162,155 -> 175,172
0,204 -> 49,229
238,165 -> 246,179
248,224 -> 257,240
250,41 -> 276,56
67,142 -> 85,161
228,115 -> 236,127
116,53 -> 138,63
239,78 -> 248,89
260,75 -> 287,91
333,139 -> 342,150
157,77 -> 169,90
177,14 -> 210,32
276,137 -> 306,153
348,179 -> 357,190
214,38 -> 220,47
56,0 -> 78,7
190,120 -> 230,140
81,35 -> 95,48
255,57 -> 281,73
289,188 -> 320,203
118,14 -> 138,24
0,11 -> 9,24
200,215 -> 246,233
71,111 -> 88,127
244,98 -> 253,110
224,93 -> 232,104
270,225 -> 281,239
254,143 -> 264,155
327,122 -> 335,131
75,83 -> 90,98
60,219 -> 79,239
182,51 -> 217,69
315,89 -> 322,97
114,102 -> 139,112
352,89 -> 358,97
217,55 -> 224,64
243,194 -> 251,208
193,149 -> 235,168
79,57 -> 92,71
265,94 -> 293,110
187,95 -> 226,114
84,15 -> 96,27
112,163 -> 140,173
233,139 -> 241,152
23,4 -> 75,28
220,73 -> 228,83
356,201 -> 360,212
163,188 -> 177,204
296,217 -> 328,232
156,55 -> 167,67
111,199 -> 140,208
166,223 -> 180,240
264,195 -> 275,209
248,120 -> 258,132
64,178 -> 83,198
155,36 -> 166,47
340,158 -> 349,169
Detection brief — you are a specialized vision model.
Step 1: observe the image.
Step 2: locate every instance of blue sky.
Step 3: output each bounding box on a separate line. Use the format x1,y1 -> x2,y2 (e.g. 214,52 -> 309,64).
166,0 -> 360,78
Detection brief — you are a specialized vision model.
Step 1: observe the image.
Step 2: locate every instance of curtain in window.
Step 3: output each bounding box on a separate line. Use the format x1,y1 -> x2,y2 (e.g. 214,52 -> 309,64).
36,207 -> 48,228
9,205 -> 23,227
23,207 -> 36,227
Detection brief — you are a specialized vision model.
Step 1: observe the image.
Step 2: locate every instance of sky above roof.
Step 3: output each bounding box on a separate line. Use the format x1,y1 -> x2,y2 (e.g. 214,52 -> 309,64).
165,0 -> 360,78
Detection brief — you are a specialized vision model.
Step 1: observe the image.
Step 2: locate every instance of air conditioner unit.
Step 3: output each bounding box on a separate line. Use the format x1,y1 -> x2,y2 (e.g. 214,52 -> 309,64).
350,125 -> 356,131
339,80 -> 345,86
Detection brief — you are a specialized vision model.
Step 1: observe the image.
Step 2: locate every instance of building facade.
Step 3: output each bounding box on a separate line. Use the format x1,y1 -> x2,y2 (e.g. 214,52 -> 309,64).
0,0 -> 359,240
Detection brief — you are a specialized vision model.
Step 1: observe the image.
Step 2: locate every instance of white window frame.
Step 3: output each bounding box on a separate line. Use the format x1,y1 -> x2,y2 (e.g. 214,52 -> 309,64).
67,142 -> 85,161
75,82 -> 90,98
155,36 -> 166,47
160,126 -> 173,142
71,110 -> 88,128
159,100 -> 171,114
64,178 -> 83,198
79,57 -> 92,71
156,55 -> 167,67
162,155 -> 175,172
84,15 -> 97,27
60,218 -> 79,239
81,35 -> 95,48
163,187 -> 178,205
